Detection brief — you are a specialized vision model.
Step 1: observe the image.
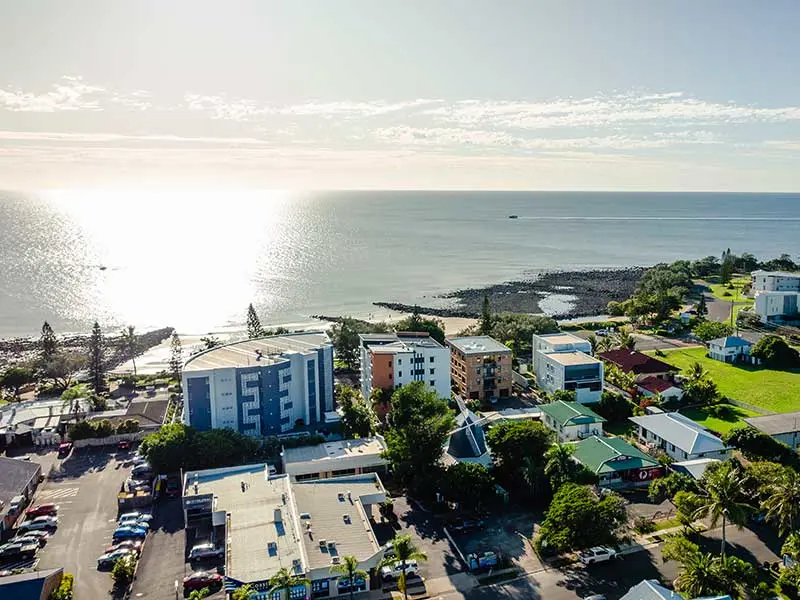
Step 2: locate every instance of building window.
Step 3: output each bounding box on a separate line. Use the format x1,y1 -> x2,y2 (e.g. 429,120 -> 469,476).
398,359 -> 402,365
398,371 -> 402,377
332,468 -> 356,477
430,380 -> 435,387
271,592 -> 281,600
290,585 -> 307,600
430,368 -> 435,375
430,356 -> 434,363
312,580 -> 330,598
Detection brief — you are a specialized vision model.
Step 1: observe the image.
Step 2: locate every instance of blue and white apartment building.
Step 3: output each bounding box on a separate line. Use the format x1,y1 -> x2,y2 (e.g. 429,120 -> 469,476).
183,332 -> 334,436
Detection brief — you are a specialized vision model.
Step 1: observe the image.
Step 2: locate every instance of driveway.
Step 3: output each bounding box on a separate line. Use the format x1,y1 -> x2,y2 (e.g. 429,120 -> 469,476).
450,511 -> 542,574
35,447 -> 133,600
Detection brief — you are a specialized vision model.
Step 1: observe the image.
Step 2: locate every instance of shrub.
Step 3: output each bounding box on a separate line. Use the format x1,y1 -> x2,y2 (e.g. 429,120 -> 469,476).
465,399 -> 482,413
111,555 -> 136,588
633,516 -> 656,534
49,572 -> 74,600
751,335 -> 800,369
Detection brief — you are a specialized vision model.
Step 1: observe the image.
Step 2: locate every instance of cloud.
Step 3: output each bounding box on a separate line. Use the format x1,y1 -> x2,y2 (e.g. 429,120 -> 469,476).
0,130 -> 269,145
0,76 -> 106,112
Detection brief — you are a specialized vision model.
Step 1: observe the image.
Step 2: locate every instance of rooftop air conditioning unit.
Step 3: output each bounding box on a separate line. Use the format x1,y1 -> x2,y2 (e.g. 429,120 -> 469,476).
319,540 -> 327,549
331,556 -> 341,565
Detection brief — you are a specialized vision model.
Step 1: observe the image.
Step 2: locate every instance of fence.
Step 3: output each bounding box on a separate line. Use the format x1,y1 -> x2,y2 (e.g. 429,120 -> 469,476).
72,431 -> 147,448
725,398 -> 775,415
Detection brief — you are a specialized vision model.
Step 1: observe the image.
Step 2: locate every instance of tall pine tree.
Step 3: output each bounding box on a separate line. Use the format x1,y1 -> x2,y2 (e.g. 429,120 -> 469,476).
88,321 -> 105,393
169,332 -> 183,383
480,294 -> 493,334
40,321 -> 57,364
246,303 -> 265,338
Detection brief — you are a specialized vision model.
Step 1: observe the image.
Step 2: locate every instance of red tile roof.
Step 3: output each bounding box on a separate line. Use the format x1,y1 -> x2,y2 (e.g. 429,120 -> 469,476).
598,350 -> 675,375
637,376 -> 676,394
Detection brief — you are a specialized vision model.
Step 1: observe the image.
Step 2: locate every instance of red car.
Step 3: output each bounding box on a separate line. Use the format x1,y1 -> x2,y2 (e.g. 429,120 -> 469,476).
183,571 -> 223,591
118,440 -> 131,451
26,504 -> 59,518
105,540 -> 143,555
57,442 -> 72,458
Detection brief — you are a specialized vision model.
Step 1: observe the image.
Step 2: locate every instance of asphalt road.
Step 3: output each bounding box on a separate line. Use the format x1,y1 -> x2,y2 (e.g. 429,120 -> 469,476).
35,447 -> 133,600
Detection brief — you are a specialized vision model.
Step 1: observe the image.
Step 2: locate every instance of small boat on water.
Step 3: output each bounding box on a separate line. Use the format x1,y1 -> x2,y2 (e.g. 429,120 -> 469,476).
508,215 -> 519,219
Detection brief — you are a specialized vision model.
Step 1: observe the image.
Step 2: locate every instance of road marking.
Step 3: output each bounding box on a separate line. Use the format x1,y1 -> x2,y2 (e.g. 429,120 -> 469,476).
37,487 -> 79,500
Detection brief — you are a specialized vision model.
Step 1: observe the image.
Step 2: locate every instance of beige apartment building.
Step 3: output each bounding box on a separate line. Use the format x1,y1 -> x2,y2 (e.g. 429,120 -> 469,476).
446,336 -> 512,401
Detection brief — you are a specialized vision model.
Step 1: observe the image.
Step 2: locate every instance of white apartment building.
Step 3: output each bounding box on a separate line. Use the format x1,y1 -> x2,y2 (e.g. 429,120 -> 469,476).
532,333 -> 603,404
754,290 -> 800,324
751,270 -> 800,292
359,333 -> 451,401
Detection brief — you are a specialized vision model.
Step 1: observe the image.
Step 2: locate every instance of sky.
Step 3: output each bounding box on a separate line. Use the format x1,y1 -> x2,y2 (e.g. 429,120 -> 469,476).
1,0 -> 800,191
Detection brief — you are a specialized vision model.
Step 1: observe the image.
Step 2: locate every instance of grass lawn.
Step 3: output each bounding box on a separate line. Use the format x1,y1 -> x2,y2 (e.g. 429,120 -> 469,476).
703,275 -> 753,304
653,346 -> 800,413
605,421 -> 635,437
680,405 -> 760,435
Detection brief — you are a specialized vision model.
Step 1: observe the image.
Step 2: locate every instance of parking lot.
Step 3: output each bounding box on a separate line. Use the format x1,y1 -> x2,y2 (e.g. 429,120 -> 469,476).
449,511 -> 542,574
31,447 -> 133,600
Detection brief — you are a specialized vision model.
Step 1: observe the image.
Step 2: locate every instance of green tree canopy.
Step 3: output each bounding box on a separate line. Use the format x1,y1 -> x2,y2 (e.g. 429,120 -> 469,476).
480,295 -> 493,335
594,391 -> 632,423
751,335 -> 800,369
647,472 -> 699,503
378,534 -> 427,600
246,303 -> 265,338
329,555 -> 368,600
40,321 -> 57,364
692,321 -> 733,342
394,307 -> 446,345
762,467 -> 800,535
169,332 -> 183,383
337,385 -> 376,438
88,322 -> 105,393
537,483 -> 627,553
624,262 -> 693,322
486,419 -> 553,483
0,366 -> 35,399
723,427 -> 798,466
383,381 -> 455,492
440,462 -> 495,510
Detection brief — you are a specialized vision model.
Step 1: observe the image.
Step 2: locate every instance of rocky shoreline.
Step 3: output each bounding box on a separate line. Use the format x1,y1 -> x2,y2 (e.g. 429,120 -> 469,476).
0,327 -> 174,370
374,267 -> 646,320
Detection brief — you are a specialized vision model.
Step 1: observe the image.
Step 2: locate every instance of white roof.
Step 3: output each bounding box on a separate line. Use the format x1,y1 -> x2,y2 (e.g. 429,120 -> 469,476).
282,438 -> 388,476
184,331 -> 330,371
629,412 -> 728,455
536,332 -> 589,346
752,270 -> 800,278
447,336 -> 511,355
0,397 -> 89,432
547,351 -> 600,366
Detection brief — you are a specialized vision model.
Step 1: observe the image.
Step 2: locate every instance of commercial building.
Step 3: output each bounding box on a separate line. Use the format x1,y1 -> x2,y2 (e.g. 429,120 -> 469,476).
0,568 -> 64,600
359,333 -> 451,401
532,333 -> 603,404
0,456 -> 42,534
744,411 -> 800,450
598,349 -> 676,381
446,336 -> 512,401
751,270 -> 800,292
182,464 -> 387,598
707,336 -> 755,364
539,401 -> 605,442
629,412 -> 731,461
572,435 -> 663,489
754,290 -> 800,324
282,437 -> 388,481
0,397 -> 89,448
182,332 -> 334,436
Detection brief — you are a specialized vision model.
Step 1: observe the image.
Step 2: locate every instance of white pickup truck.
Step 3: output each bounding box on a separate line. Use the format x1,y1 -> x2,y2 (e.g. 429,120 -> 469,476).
578,546 -> 618,565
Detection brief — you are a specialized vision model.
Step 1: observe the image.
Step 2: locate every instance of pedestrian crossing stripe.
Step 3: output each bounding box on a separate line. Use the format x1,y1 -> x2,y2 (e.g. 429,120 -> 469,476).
37,487 -> 79,500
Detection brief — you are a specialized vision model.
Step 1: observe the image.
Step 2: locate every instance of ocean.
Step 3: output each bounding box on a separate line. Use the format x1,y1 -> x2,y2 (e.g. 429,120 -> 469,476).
0,190 -> 798,338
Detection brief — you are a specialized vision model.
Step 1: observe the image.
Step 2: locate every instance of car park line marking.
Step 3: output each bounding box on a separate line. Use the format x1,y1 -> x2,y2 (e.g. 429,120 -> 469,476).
37,487 -> 79,500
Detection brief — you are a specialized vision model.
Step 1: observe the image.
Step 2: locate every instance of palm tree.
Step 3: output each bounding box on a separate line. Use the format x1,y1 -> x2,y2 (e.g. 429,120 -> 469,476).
231,585 -> 255,600
121,325 -> 138,378
378,534 -> 427,600
691,462 -> 753,556
686,361 -> 709,384
782,532 -> 800,562
521,455 -> 540,497
675,551 -> 720,598
614,328 -> 636,351
544,443 -> 575,490
268,568 -> 310,600
595,335 -> 614,353
330,555 -> 368,600
762,468 -> 800,535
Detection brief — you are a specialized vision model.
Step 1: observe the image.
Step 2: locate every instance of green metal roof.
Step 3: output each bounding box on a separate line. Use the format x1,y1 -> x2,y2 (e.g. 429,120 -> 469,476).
573,435 -> 659,475
539,401 -> 605,428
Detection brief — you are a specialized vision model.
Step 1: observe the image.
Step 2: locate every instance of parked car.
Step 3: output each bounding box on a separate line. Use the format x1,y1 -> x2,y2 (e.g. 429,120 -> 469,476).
117,440 -> 132,451
0,541 -> 38,560
112,526 -> 148,540
11,534 -> 48,548
183,571 -> 224,591
380,560 -> 420,582
97,548 -> 136,569
12,530 -> 49,545
18,516 -> 58,532
119,512 -> 153,524
118,517 -> 150,531
26,504 -> 59,518
106,540 -> 143,555
189,542 -> 225,561
57,442 -> 72,458
579,546 -> 618,565
131,464 -> 153,478
448,518 -> 486,535
584,595 -> 608,600
165,478 -> 181,497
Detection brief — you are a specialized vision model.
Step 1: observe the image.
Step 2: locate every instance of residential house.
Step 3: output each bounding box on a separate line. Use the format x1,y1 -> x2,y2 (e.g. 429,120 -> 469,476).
446,336 -> 512,401
619,580 -> 685,600
636,376 -> 684,403
751,270 -> 800,292
532,333 -> 603,404
598,349 -> 676,382
572,436 -> 664,489
539,401 -> 605,442
359,332 -> 451,402
182,332 -> 334,436
754,290 -> 800,324
629,412 -> 731,461
707,336 -> 755,364
744,411 -> 800,450
281,437 -> 388,481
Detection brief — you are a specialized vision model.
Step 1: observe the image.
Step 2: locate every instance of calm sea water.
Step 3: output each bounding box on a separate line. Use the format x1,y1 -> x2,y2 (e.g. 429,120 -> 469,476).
0,190 -> 798,338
